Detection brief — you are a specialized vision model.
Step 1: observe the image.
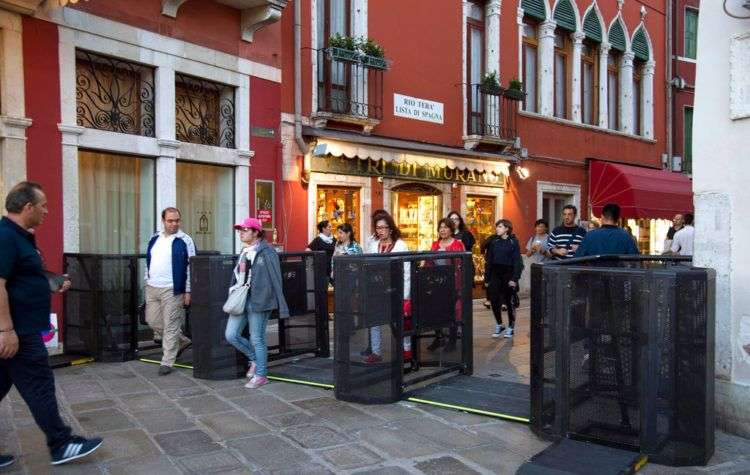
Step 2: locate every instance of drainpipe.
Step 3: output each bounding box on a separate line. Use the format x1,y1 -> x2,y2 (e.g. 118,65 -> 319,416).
666,0 -> 674,166
294,0 -> 307,157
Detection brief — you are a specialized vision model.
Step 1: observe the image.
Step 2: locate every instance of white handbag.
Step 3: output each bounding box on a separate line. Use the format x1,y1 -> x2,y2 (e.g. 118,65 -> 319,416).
223,255 -> 252,315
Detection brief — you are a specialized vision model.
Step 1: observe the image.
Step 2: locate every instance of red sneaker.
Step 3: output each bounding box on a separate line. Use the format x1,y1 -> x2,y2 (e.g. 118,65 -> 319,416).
363,353 -> 383,364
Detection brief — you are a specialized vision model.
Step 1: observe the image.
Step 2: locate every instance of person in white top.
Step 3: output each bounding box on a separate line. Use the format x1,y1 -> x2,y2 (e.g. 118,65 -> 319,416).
670,213 -> 694,256
144,207 -> 196,375
363,212 -> 411,364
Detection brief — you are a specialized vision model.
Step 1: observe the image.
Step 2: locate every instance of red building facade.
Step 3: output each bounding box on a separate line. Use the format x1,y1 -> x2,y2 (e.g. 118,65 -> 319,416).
278,0 -> 675,276
671,0 -> 698,174
0,0 -> 286,342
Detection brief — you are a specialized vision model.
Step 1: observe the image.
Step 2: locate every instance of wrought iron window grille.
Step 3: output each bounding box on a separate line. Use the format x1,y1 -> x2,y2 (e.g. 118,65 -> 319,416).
175,73 -> 236,149
75,50 -> 155,137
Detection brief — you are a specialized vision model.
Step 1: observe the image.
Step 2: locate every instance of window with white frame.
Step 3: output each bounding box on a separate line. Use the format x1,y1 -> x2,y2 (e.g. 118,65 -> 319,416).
581,41 -> 599,126
607,51 -> 620,130
522,19 -> 538,113
553,30 -> 570,120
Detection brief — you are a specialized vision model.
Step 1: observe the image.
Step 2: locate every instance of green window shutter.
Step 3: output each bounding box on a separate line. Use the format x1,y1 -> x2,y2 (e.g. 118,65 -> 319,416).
583,9 -> 602,42
522,0 -> 546,21
609,20 -> 626,52
685,9 -> 698,59
553,0 -> 576,32
683,107 -> 693,174
632,28 -> 650,61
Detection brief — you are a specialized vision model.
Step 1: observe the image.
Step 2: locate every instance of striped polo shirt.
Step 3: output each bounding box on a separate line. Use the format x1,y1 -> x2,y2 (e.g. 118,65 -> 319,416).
547,225 -> 587,260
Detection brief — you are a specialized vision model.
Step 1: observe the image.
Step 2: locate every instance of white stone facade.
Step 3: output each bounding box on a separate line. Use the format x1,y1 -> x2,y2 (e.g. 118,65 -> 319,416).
693,2 -> 750,437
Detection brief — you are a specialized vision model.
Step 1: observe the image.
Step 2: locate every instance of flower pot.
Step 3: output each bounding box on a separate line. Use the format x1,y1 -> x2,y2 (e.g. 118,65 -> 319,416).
361,54 -> 387,70
329,47 -> 359,63
504,89 -> 525,101
480,84 -> 503,95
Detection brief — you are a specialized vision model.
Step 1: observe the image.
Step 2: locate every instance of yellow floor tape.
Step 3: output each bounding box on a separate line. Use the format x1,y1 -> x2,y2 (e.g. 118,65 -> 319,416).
139,358 -> 194,370
406,396 -> 530,423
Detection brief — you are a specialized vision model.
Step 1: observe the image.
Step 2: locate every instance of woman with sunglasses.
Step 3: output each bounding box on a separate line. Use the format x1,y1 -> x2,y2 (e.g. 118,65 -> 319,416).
225,217 -> 289,389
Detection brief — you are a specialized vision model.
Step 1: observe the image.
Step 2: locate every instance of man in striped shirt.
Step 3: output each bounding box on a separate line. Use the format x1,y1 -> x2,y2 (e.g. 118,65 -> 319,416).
546,205 -> 587,260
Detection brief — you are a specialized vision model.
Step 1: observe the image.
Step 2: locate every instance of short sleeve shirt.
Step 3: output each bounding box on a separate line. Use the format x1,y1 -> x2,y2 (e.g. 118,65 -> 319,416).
0,217 -> 51,335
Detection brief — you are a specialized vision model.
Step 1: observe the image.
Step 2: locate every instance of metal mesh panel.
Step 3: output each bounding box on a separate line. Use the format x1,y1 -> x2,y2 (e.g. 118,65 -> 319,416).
530,256 -> 715,467
334,252 -> 473,404
63,254 -> 143,362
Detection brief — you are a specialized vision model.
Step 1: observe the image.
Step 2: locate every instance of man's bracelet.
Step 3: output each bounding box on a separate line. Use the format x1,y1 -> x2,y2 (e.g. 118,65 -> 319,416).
0,328 -> 14,332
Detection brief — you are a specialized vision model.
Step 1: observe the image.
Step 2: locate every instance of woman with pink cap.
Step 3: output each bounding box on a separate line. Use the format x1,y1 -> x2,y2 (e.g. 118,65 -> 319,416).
226,217 -> 289,389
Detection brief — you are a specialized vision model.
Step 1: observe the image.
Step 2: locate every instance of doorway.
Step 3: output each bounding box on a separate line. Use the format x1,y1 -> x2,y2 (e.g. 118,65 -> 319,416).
391,183 -> 443,251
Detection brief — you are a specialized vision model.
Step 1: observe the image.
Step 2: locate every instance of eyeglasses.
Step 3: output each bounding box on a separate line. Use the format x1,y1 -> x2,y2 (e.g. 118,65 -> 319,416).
375,225 -> 390,230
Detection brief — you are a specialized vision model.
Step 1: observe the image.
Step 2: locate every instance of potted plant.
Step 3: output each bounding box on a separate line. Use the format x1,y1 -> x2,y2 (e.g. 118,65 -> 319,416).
328,33 -> 359,62
504,79 -> 525,100
479,71 -> 502,95
359,38 -> 388,69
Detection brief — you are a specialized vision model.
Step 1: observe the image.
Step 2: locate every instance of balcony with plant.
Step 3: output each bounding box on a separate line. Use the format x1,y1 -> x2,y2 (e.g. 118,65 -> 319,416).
466,75 -> 522,149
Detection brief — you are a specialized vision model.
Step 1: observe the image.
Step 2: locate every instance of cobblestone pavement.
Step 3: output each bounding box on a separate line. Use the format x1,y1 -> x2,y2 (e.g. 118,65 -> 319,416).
1,300 -> 748,474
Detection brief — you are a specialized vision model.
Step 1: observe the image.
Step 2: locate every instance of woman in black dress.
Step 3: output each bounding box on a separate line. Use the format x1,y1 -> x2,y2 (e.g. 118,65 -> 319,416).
306,220 -> 336,279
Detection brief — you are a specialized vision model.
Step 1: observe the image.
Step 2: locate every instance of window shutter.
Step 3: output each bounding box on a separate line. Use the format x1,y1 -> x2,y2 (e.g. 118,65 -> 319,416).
683,107 -> 693,174
522,0 -> 546,21
685,10 -> 698,59
609,20 -> 627,52
583,9 -> 602,42
553,0 -> 577,32
632,28 -> 650,61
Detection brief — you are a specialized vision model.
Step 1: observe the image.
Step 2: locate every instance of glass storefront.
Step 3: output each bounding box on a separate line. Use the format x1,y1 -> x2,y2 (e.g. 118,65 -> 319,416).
315,185 -> 361,241
78,150 -> 155,253
176,161 -> 234,253
465,195 -> 497,281
626,218 -> 672,255
392,183 -> 442,251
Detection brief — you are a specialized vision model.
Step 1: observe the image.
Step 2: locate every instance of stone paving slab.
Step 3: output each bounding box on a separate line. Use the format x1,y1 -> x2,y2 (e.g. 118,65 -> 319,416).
2,300 -> 749,474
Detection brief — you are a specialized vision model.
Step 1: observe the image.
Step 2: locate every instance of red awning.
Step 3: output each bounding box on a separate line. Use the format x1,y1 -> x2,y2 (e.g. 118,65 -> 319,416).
589,160 -> 693,219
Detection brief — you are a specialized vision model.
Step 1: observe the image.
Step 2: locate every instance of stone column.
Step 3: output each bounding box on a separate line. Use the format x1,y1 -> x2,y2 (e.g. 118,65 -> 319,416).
619,51 -> 635,134
234,151 -> 253,252
570,31 -> 585,123
598,42 -> 610,128
59,125 -> 85,253
642,60 -> 655,139
155,66 -> 177,231
485,0 -> 501,135
0,117 -> 32,201
538,20 -> 557,117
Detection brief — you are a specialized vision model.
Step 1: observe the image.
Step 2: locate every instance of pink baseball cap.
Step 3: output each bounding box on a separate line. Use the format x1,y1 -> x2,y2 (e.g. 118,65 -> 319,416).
234,217 -> 263,231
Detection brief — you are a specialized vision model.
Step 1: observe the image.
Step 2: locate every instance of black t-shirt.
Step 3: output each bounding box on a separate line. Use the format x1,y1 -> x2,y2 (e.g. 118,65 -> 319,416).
308,236 -> 336,276
0,217 -> 51,335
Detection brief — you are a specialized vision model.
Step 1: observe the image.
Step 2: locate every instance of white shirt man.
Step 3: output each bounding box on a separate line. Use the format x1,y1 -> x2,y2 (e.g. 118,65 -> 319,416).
671,214 -> 695,256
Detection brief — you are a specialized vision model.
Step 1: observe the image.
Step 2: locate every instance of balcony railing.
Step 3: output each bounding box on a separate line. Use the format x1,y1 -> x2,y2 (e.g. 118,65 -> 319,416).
467,84 -> 519,142
316,48 -> 384,123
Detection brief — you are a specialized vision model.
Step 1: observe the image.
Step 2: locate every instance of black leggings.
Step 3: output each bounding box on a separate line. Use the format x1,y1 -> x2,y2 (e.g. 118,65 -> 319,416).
487,270 -> 516,328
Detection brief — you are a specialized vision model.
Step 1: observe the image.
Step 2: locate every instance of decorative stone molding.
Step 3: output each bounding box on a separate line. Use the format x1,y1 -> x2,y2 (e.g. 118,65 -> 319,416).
311,112 -> 380,135
163,1 -> 289,43
0,116 -> 32,139
0,0 -> 44,15
57,123 -> 85,146
236,148 -> 254,166
157,138 -> 181,158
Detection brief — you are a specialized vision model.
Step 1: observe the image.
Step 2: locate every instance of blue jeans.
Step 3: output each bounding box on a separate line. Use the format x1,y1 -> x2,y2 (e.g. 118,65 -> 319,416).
224,304 -> 272,377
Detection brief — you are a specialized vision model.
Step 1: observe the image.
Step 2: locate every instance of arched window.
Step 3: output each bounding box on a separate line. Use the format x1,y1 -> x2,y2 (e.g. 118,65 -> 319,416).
581,7 -> 603,126
553,0 -> 576,120
608,19 -> 627,131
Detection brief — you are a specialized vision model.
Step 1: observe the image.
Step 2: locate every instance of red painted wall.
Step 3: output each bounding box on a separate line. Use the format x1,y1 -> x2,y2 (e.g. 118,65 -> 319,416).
23,17 -> 64,317
73,0 -> 282,68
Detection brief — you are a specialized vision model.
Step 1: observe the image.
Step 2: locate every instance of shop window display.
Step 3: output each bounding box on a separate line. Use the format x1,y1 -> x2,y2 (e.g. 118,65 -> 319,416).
392,184 -> 442,251
465,195 -> 496,281
316,186 -> 360,240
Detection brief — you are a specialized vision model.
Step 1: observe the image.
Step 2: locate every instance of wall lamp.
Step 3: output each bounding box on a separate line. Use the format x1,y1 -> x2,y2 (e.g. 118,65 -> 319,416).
515,166 -> 530,180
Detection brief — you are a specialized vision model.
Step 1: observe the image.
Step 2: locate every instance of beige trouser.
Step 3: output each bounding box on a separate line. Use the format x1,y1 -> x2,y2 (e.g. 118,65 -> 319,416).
145,285 -> 190,367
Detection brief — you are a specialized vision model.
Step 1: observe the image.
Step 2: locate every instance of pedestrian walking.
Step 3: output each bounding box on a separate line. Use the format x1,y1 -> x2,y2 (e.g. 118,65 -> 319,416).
306,220 -> 336,280
144,207 -> 196,376
447,211 -> 476,253
575,203 -> 639,257
546,205 -> 587,260
225,217 -> 289,389
670,213 -> 694,256
663,213 -> 685,254
484,219 -> 523,338
426,218 -> 465,352
526,219 -> 550,264
0,182 -> 103,468
364,212 -> 411,363
331,223 -> 363,275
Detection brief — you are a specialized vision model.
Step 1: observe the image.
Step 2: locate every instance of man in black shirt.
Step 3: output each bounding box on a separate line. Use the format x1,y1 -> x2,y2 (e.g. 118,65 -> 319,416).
0,182 -> 102,468
546,204 -> 587,260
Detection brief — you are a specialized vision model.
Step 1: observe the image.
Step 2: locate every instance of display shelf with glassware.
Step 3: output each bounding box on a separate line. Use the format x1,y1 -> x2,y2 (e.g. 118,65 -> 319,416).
465,195 -> 496,282
316,186 -> 360,240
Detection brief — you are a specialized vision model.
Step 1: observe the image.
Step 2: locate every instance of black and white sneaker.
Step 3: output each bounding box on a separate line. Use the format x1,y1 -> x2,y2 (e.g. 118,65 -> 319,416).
0,455 -> 15,468
50,436 -> 103,466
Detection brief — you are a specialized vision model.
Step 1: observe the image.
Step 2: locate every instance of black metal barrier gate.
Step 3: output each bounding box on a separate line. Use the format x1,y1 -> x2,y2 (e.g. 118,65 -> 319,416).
530,255 -> 715,467
333,251 -> 474,404
63,252 -> 329,379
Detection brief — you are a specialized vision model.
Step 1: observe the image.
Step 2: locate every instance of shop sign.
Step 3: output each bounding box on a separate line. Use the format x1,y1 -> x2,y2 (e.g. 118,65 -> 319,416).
393,93 -> 444,124
255,180 -> 275,230
311,155 -> 506,188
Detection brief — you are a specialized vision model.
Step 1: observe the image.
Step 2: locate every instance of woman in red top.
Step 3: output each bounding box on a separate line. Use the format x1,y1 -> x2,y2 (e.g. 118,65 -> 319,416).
427,218 -> 465,352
